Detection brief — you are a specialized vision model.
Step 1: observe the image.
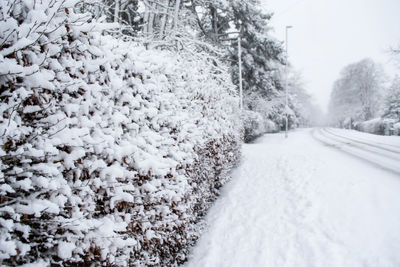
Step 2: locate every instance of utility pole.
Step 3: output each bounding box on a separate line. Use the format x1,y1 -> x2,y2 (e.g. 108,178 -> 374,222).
238,35 -> 243,110
285,25 -> 293,138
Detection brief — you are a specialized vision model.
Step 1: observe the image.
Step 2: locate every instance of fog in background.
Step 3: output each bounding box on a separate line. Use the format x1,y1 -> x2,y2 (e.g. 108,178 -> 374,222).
262,0 -> 400,113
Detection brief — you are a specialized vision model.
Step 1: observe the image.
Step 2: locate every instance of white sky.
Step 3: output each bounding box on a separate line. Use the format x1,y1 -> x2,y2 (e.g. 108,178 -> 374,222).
261,0 -> 400,112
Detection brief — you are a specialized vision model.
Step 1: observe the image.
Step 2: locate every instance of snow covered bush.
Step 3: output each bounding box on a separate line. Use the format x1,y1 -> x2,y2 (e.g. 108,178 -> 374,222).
382,119 -> 397,135
241,110 -> 265,143
353,118 -> 396,136
0,0 -> 241,265
241,110 -> 278,143
393,122 -> 400,136
245,93 -> 287,130
354,118 -> 383,134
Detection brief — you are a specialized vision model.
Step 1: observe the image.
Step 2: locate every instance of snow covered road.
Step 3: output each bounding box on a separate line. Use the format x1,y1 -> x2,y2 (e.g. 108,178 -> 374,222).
186,128 -> 400,267
313,128 -> 400,174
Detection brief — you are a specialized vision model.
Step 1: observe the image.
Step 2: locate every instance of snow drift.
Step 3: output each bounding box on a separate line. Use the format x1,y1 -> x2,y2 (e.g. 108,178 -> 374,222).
0,1 -> 242,265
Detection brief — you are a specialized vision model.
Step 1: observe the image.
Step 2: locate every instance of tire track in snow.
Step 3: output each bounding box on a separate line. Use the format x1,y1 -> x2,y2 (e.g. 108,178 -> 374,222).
323,128 -> 400,154
312,128 -> 400,175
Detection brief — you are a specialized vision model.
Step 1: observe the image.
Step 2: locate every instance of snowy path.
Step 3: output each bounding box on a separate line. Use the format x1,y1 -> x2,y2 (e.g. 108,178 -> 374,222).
186,129 -> 400,267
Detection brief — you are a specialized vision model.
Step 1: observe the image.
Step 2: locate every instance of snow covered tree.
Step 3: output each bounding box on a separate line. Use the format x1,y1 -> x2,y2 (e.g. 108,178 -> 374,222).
287,71 -> 322,127
188,0 -> 285,95
230,1 -> 286,131
187,0 -> 286,133
75,0 -> 185,39
230,2 -> 284,97
107,0 -> 143,33
391,44 -> 400,68
75,0 -> 143,36
382,76 -> 400,121
140,0 -> 182,39
328,58 -> 385,127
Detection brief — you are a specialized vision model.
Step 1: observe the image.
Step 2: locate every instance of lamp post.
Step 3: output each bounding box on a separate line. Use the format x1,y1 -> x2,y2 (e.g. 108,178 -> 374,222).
285,25 -> 293,138
238,35 -> 243,110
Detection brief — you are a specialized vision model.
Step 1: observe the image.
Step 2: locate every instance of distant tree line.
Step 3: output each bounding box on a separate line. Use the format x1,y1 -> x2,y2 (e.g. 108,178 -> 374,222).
328,57 -> 400,135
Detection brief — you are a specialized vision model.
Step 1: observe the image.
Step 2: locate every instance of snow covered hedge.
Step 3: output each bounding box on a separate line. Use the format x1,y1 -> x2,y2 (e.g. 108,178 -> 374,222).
241,110 -> 278,143
394,122 -> 400,136
354,118 -> 398,136
0,0 -> 241,265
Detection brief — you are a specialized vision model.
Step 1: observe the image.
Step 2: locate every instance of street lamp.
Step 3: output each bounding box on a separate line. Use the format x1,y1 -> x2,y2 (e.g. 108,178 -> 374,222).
285,25 -> 293,138
238,35 -> 243,110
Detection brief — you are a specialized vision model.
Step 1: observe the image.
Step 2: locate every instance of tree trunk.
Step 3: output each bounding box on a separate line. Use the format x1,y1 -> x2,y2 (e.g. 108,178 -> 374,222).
159,0 -> 169,38
173,0 -> 181,33
114,0 -> 120,23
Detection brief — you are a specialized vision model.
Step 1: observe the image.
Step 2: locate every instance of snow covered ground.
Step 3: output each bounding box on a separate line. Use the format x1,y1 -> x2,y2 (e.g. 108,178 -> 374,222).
325,128 -> 400,148
186,128 -> 400,267
313,128 -> 400,174
324,128 -> 400,149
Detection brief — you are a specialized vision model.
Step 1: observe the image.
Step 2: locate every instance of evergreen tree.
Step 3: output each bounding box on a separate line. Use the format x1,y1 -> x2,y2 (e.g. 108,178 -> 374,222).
187,0 -> 286,126
186,0 -> 284,94
229,1 -> 284,98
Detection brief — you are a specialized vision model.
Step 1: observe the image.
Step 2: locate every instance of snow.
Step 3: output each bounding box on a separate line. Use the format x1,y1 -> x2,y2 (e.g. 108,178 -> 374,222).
20,259 -> 48,267
325,127 -> 400,147
187,129 -> 400,267
16,199 -> 60,217
0,218 -> 13,231
0,1 -> 242,263
313,128 -> 400,174
57,241 -> 76,259
0,240 -> 17,258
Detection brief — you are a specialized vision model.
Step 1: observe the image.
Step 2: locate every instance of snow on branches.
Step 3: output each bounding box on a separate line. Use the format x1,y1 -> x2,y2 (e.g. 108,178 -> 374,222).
0,0 -> 241,265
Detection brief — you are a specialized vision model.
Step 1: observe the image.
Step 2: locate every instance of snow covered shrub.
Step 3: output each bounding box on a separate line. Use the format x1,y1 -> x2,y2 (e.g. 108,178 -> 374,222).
0,0 -> 241,265
264,119 -> 279,133
245,92 -> 291,132
342,117 -> 353,129
241,109 -> 280,143
382,119 -> 397,135
393,122 -> 400,136
354,118 -> 383,135
241,110 -> 265,143
353,118 -> 399,136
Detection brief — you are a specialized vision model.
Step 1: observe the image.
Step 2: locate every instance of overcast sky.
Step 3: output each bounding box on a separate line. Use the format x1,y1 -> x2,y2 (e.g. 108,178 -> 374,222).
261,0 -> 400,112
